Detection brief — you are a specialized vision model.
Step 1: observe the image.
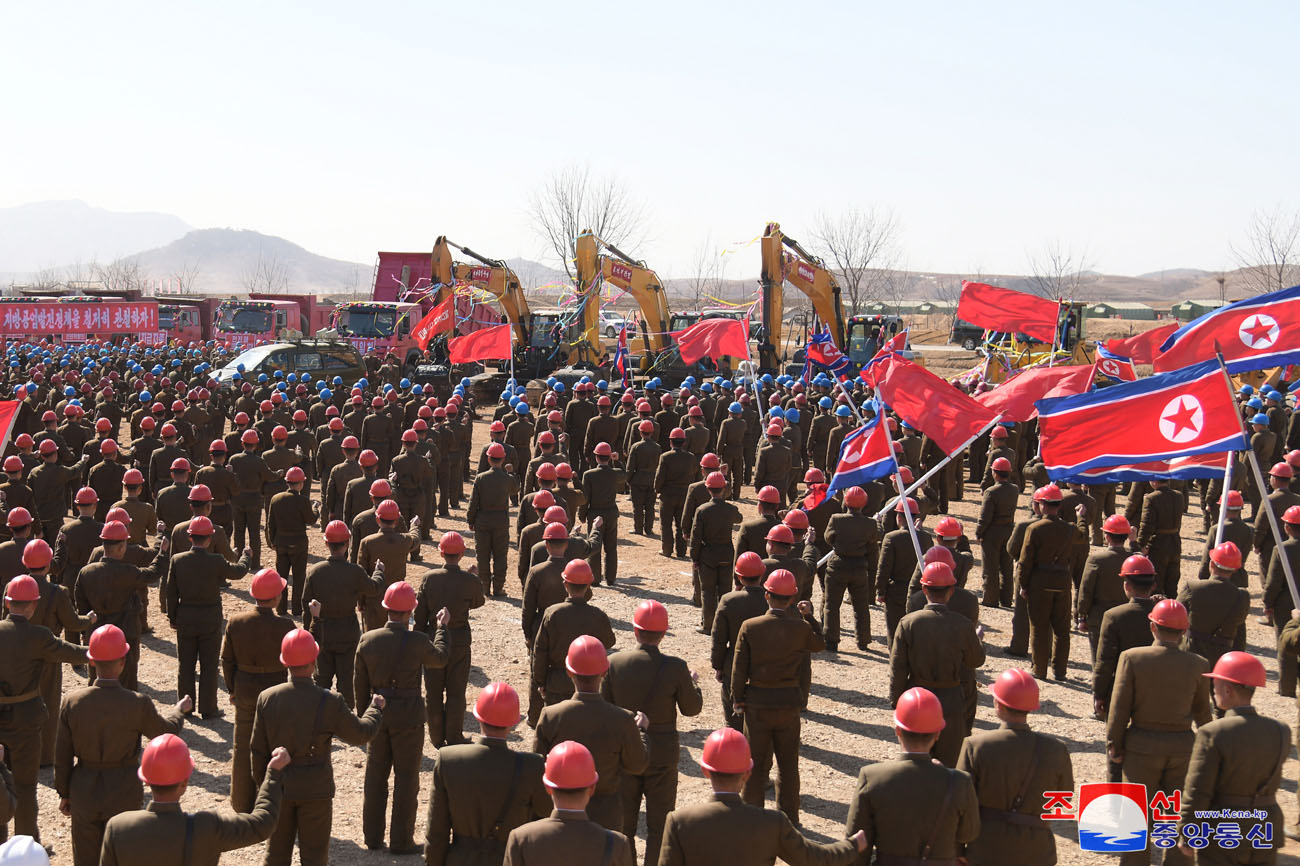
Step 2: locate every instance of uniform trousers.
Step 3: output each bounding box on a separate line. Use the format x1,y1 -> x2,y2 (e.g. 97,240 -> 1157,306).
437,462 -> 453,515
424,641 -> 471,747
313,633 -> 359,710
447,459 -> 464,506
394,492 -> 424,539
1009,578 -> 1030,655
979,526 -> 1013,605
363,722 -> 425,850
659,496 -> 686,557
1147,535 -> 1181,600
1120,742 -> 1194,866
232,499 -> 263,565
1028,587 -> 1071,679
621,736 -> 679,866
629,484 -> 654,534
274,542 -> 308,615
742,704 -> 802,822
587,511 -> 619,584
264,797 -> 332,866
723,451 -> 745,499
0,708 -> 43,841
697,551 -> 733,633
211,502 -> 234,539
474,523 -> 509,593
230,678 -> 281,814
38,663 -> 62,765
68,768 -> 140,866
823,560 -> 871,649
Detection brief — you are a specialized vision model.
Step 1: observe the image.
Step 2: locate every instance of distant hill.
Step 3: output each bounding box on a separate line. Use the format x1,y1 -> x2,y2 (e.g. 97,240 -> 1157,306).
129,228 -> 370,295
0,200 -> 191,273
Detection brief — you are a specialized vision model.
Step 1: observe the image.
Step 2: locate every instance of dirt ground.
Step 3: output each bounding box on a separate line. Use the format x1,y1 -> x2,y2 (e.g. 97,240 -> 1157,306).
32,416 -> 1300,866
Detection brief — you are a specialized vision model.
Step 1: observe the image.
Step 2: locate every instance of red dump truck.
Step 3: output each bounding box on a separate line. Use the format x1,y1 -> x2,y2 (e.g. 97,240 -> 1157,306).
214,293 -> 334,350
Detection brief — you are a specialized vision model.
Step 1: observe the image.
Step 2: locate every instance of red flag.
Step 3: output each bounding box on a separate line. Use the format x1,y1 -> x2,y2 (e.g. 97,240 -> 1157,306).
0,401 -> 19,454
670,318 -> 749,365
412,295 -> 456,350
874,356 -> 998,453
1104,322 -> 1177,365
447,324 -> 512,363
957,281 -> 1061,343
973,365 -> 1095,422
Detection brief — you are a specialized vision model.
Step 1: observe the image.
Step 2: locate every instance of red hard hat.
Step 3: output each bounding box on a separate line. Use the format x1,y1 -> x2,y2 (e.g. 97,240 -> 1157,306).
543,523 -> 569,542
638,420 -> 654,434
324,520 -> 351,544
1271,462 -> 1294,479
209,439 -> 227,454
1032,484 -> 1063,503
991,425 -> 1008,439
803,468 -> 825,484
562,558 -> 594,585
99,521 -> 129,542
597,396 -> 611,408
105,507 -> 130,526
542,505 -> 567,525
171,400 -> 185,412
688,405 -> 703,418
473,682 -> 521,729
765,523 -> 795,545
74,487 -> 98,506
1284,506 -> 1300,525
123,468 -> 144,486
234,412 -> 250,426
920,561 -> 956,587
1148,598 -> 1189,631
935,516 -> 962,539
241,429 -> 260,446
489,420 -> 505,433
844,486 -> 867,509
95,418 -> 111,433
293,410 -> 308,422
1209,541 -> 1243,571
187,516 -> 214,537
924,545 -> 956,568
360,450 -> 379,467
41,410 -> 56,422
633,600 -> 669,632
185,484 -> 212,503
1102,514 -> 1131,535
701,453 -> 720,470
547,410 -> 563,423
369,479 -> 392,498
991,457 -> 1012,473
990,668 -> 1040,712
279,628 -> 319,667
2,456 -> 20,473
329,417 -> 345,432
170,458 -> 191,473
537,462 -> 557,481
382,581 -> 417,612
700,727 -> 754,774
401,429 -> 418,443
894,686 -> 946,733
138,734 -> 194,786
354,396 -> 365,407
735,551 -> 765,578
593,442 -> 613,457
543,740 -> 599,789
1203,651 -> 1267,688
376,499 -> 401,522
272,426 -> 288,441
486,443 -> 506,459
413,419 -> 428,432
250,567 -> 287,600
342,435 -> 360,450
4,575 -> 39,602
766,423 -> 783,436
160,423 -> 177,438
757,485 -> 781,504
285,466 -> 306,483
5,507 -> 31,529
445,402 -> 459,415
1120,554 -> 1156,577
1220,490 -> 1244,509
556,463 -> 573,479
86,624 -> 130,662
38,439 -> 58,455
565,635 -> 610,676
894,496 -> 919,514
532,490 -> 556,511
783,509 -> 809,531
371,396 -> 384,408
438,531 -> 466,555
705,471 -> 727,489
763,568 -> 798,596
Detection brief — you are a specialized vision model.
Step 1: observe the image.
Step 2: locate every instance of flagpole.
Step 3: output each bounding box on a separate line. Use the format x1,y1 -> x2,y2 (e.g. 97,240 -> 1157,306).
1214,353 -> 1299,608
1214,450 -> 1235,546
1047,299 -> 1063,368
881,409 -> 925,562
873,413 -> 1005,520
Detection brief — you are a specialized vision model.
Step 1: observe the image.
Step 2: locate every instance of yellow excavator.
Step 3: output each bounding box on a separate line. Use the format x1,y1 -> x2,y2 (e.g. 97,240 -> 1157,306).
430,236 -> 530,345
759,222 -> 848,370
571,230 -> 672,367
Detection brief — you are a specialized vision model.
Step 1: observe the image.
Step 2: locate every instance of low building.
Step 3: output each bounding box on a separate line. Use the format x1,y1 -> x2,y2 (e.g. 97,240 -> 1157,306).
1088,301 -> 1157,321
1170,299 -> 1226,321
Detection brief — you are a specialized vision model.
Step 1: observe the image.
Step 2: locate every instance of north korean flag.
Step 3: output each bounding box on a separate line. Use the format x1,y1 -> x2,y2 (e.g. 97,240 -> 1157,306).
1054,450 -> 1230,485
806,329 -> 854,380
1154,284 -> 1300,373
826,414 -> 895,498
1092,344 -> 1137,383
1036,359 -> 1246,479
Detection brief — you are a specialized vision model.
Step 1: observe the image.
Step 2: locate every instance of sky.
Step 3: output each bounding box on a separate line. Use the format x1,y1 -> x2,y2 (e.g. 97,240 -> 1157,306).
2,1 -> 1297,281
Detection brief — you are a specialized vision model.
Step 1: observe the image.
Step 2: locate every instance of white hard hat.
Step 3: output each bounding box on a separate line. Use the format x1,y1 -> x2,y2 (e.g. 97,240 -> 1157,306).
0,836 -> 49,865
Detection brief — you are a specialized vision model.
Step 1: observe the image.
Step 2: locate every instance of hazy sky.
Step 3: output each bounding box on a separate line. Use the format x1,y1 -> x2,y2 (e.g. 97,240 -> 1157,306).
3,1 -> 1296,280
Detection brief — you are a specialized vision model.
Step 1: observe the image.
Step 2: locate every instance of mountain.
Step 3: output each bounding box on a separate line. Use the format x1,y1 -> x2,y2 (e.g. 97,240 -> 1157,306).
129,228 -> 370,295
0,200 -> 191,274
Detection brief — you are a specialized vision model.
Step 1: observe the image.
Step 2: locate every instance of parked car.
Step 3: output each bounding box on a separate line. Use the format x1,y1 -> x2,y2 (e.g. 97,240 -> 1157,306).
599,310 -> 627,339
213,338 -> 367,388
949,318 -> 985,350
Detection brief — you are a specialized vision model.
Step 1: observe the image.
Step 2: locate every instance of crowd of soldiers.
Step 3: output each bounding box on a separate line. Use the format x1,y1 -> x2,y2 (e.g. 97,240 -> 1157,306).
0,339 -> 1294,865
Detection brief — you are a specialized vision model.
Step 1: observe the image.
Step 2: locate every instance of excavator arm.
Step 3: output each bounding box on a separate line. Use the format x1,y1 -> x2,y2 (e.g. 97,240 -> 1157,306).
572,231 -> 671,364
430,236 -> 531,344
759,222 -> 847,369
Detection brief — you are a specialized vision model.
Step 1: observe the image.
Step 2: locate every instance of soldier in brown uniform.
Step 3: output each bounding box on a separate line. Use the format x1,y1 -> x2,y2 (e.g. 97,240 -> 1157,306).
1180,541 -> 1251,669
423,682 -> 550,864
467,443 -> 519,596
1178,651 -> 1291,863
195,439 -> 238,538
265,466 -> 316,616
517,496 -> 559,587
581,442 -> 626,586
229,429 -> 277,568
85,440 -> 125,523
1254,462 -> 1300,604
730,568 -> 825,824
414,531 -> 485,748
111,469 -> 156,549
1196,490 -> 1251,592
167,515 -> 248,718
1106,599 -> 1212,866
146,424 -> 187,501
889,561 -> 985,767
355,581 -> 450,854
822,485 -> 879,652
876,497 -> 933,647
1018,484 -> 1078,680
252,628 -> 385,866
956,669 -> 1073,866
1242,416 -> 1277,519
845,687 -> 980,865
654,428 -> 698,558
392,429 -> 433,534
358,500 -> 421,628
534,635 -> 649,840
602,601 -> 702,865
323,434 -> 362,528
153,457 -> 194,536
1076,514 -> 1135,659
30,439 -> 87,552
1137,477 -> 1183,599
709,553 -> 768,731
532,560 -> 616,707
753,423 -> 793,507
976,456 -> 1018,606
221,567 -> 294,813
717,402 -> 748,500
1263,507 -> 1300,697
502,739 -> 633,866
688,472 -> 742,634
303,521 -> 380,709
74,521 -> 168,690
100,734 -> 289,866
625,421 -> 660,536
54,624 -> 189,866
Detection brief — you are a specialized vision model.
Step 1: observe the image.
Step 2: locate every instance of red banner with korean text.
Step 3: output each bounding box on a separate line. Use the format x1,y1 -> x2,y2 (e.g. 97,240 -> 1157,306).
0,302 -> 158,338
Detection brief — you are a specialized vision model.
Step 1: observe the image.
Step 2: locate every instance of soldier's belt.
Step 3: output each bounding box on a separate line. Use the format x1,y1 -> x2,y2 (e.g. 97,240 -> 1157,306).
913,679 -> 961,690
375,686 -> 421,698
237,663 -> 285,674
978,805 -> 1044,828
743,685 -> 802,705
1188,629 -> 1233,647
77,757 -> 136,771
1155,529 -> 1180,535
452,836 -> 507,853
875,855 -> 955,866
0,690 -> 39,705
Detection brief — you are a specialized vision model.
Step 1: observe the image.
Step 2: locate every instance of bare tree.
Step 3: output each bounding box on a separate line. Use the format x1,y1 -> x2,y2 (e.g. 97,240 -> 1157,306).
166,259 -> 202,295
683,236 -> 725,311
1232,206 -> 1300,295
240,249 -> 290,294
1026,241 -> 1095,300
931,274 -> 964,335
27,265 -> 62,291
95,257 -> 152,294
528,165 -> 647,279
877,267 -> 917,313
812,207 -> 899,315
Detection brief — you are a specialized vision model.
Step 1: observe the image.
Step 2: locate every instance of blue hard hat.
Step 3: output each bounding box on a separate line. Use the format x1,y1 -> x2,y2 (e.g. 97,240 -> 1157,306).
508,396 -> 520,408
400,378 -> 411,389
819,396 -> 832,409
768,406 -> 783,418
273,369 -> 283,378
646,379 -> 658,390
333,376 -> 343,385
1239,385 -> 1254,396
500,390 -> 511,401
835,405 -> 852,417
287,373 -> 297,383
722,379 -> 733,389
577,376 -> 588,385
1247,397 -> 1264,409
785,408 -> 800,423
1252,412 -> 1270,425
358,378 -> 369,389
761,374 -> 774,385
597,380 -> 608,390
237,363 -> 246,373
140,391 -> 152,402
315,381 -> 325,390
684,376 -> 696,386
547,377 -> 558,387
258,373 -> 268,383
454,386 -> 465,395
411,384 -> 423,395
729,401 -> 743,413
7,361 -> 16,369
554,382 -> 565,393
321,389 -> 333,400
701,382 -> 713,393
516,402 -> 531,414
300,374 -> 312,385
64,386 -> 74,397
460,378 -> 471,388
514,386 -> 526,396
383,383 -> 393,393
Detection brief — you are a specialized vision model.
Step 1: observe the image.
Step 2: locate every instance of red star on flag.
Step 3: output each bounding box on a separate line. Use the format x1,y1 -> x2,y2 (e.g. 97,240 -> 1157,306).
1242,315 -> 1276,345
1162,397 -> 1200,438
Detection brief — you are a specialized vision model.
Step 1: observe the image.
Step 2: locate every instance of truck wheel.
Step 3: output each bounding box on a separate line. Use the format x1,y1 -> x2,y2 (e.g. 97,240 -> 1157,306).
962,337 -> 977,351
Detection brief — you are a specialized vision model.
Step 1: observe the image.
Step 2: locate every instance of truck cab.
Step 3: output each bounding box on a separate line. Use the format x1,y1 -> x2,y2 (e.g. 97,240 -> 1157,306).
152,304 -> 204,347
331,301 -> 423,364
216,298 -> 312,349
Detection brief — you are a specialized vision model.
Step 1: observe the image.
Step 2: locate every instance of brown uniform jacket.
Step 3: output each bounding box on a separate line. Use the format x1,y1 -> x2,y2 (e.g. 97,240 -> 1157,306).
689,498 -> 742,559
468,468 -> 518,528
976,480 -> 1018,538
602,645 -> 702,766
503,810 -> 632,866
731,608 -> 825,707
302,558 -> 380,645
534,691 -> 648,797
112,498 -> 157,547
735,514 -> 779,562
660,792 -> 857,866
1092,596 -> 1157,705
654,449 -> 699,498
52,515 -> 103,586
325,459 -> 363,518
221,607 -> 294,703
1077,547 -> 1129,629
845,754 -> 980,865
359,527 -> 420,587
888,604 -> 985,704
625,439 -> 660,487
710,586 -> 767,673
1137,486 -> 1182,549
154,482 -> 193,533
532,598 -> 616,694
75,550 -> 166,637
0,615 -> 86,720
753,441 -> 793,491
1178,576 -> 1250,656
194,462 -> 239,507
354,622 -> 449,728
1106,642 -> 1212,757
1017,516 -> 1076,592
414,565 -> 484,642
581,464 -> 626,516
266,489 -> 314,547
